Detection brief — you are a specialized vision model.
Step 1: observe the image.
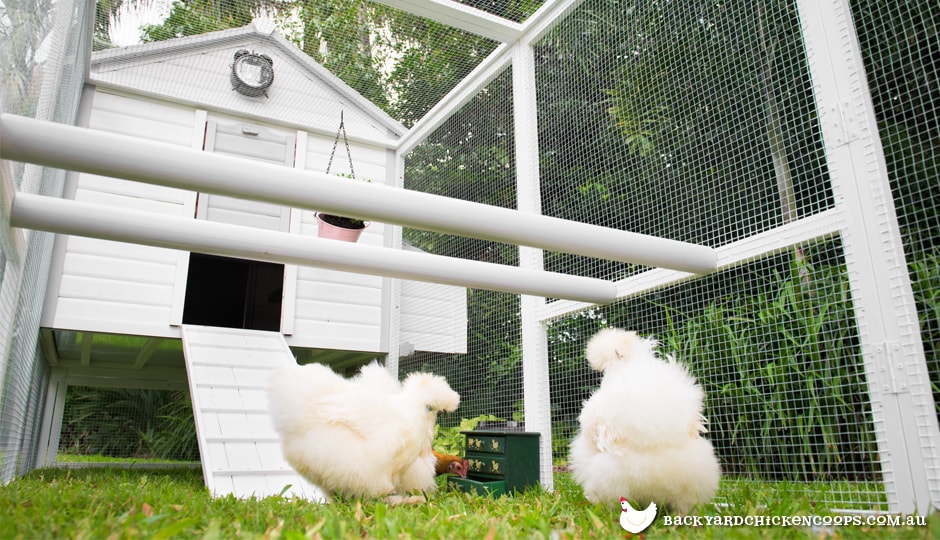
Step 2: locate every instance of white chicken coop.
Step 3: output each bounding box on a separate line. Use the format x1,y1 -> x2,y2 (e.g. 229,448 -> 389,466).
1,0 -> 940,518
17,23 -> 470,499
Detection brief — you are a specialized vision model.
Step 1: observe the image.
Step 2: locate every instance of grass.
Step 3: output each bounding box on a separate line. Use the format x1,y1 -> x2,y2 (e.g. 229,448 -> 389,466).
0,468 -> 934,539
56,453 -> 200,465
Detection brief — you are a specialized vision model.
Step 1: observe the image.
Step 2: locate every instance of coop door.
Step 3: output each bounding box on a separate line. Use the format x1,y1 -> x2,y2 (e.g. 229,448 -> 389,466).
198,120 -> 295,230
182,119 -> 298,332
182,253 -> 284,331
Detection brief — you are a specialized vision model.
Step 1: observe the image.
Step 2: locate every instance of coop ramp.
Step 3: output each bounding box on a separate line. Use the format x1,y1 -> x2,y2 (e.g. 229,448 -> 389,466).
181,325 -> 324,501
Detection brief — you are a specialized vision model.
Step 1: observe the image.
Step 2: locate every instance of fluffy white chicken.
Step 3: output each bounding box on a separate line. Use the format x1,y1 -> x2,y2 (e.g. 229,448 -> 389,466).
569,328 -> 721,514
267,361 -> 460,502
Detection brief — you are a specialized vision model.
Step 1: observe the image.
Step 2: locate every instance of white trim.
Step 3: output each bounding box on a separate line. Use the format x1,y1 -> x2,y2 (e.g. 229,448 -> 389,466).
281,129 -> 308,336
35,369 -> 67,467
170,108 -> 207,326
372,0 -> 522,43
518,0 -> 589,46
537,208 -> 845,322
385,153 -> 408,375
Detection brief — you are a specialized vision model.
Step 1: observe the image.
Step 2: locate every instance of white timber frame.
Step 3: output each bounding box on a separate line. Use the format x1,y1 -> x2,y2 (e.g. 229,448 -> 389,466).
794,0 -> 940,515
391,0 -> 940,511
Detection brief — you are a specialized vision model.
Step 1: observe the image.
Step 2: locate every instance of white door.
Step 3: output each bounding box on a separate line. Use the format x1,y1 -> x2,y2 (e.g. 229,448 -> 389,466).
184,119 -> 299,333
198,120 -> 295,230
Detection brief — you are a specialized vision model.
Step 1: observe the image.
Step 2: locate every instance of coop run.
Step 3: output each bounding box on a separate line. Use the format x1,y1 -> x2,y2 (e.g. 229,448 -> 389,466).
0,0 -> 937,516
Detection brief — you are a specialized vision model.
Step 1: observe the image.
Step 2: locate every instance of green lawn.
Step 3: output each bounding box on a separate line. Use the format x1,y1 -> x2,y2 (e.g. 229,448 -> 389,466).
0,467 -> 934,539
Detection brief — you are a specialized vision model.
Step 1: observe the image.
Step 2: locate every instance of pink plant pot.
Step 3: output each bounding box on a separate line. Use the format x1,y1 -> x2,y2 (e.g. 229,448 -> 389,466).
316,213 -> 367,242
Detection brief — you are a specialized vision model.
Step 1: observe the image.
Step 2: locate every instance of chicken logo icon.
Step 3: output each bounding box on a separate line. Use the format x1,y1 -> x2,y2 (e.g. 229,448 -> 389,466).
619,497 -> 657,536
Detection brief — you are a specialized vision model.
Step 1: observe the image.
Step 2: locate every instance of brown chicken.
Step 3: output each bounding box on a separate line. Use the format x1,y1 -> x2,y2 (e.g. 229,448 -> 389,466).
433,450 -> 468,477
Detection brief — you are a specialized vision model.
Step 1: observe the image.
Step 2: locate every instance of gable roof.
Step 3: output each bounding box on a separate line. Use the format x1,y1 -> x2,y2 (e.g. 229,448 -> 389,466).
90,22 -> 406,146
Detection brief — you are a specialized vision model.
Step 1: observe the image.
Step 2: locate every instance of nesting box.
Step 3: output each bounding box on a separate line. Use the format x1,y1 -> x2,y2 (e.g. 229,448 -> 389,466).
448,430 -> 540,497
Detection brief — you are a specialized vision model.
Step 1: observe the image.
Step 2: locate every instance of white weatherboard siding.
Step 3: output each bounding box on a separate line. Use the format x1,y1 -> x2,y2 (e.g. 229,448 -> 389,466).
45,91 -> 197,335
290,248 -> 385,351
181,325 -> 324,501
288,122 -> 389,352
399,243 -> 467,354
90,26 -> 403,145
42,26 -> 468,357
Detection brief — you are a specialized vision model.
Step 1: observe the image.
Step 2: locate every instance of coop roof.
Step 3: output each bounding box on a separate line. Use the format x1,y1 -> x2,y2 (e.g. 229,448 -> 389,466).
89,22 -> 406,145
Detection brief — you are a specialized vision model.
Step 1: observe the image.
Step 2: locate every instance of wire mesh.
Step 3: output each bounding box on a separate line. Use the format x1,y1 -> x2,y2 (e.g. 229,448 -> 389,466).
850,0 -> 940,505
549,239 -> 887,511
534,0 -> 831,282
400,67 -> 522,434
57,386 -> 199,464
0,0 -> 90,483
452,0 -> 543,24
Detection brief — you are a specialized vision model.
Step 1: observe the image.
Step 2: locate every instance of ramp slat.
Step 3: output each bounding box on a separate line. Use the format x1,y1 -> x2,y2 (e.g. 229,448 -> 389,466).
181,325 -> 325,502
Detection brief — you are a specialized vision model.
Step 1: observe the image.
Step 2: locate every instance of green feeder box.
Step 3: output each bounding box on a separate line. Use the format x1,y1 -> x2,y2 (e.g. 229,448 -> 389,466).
448,430 -> 540,497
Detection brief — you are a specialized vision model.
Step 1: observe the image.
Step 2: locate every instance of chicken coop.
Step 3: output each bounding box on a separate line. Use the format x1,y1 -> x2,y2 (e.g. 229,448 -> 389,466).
1,0 -> 939,516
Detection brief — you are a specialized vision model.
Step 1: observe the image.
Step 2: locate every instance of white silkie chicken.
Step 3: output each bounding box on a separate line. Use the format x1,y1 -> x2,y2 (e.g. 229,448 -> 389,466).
267,361 -> 460,503
569,328 -> 721,514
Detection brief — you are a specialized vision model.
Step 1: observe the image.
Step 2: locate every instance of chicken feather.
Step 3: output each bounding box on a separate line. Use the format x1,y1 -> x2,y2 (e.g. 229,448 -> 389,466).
267,361 -> 459,501
570,328 -> 721,514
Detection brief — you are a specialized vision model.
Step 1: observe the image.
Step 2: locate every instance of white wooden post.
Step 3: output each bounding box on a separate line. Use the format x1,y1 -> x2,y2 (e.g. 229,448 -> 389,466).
513,43 -> 554,491
34,368 -> 67,467
797,0 -> 940,514
385,150 -> 408,377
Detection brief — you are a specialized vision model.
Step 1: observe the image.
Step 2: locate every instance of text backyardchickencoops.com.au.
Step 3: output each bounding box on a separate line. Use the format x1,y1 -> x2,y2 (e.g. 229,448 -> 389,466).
661,515 -> 927,528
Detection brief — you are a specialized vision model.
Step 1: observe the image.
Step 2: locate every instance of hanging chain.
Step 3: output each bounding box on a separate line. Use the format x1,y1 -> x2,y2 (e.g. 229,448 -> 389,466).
325,110 -> 356,179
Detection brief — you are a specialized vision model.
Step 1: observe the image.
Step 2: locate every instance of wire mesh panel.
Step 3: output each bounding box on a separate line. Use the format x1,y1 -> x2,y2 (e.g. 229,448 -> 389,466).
0,0 -> 936,514
534,0 -> 831,282
529,0 -> 896,511
549,239 -> 887,511
400,68 -> 523,435
0,0 -> 91,483
57,386 -> 199,465
851,0 -> 940,493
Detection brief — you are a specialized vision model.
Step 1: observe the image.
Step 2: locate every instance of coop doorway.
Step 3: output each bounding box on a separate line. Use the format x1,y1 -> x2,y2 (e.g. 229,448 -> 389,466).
182,253 -> 284,331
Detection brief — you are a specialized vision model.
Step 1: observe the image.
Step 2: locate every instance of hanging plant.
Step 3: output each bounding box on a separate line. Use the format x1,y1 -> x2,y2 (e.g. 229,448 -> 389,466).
318,112 -> 370,241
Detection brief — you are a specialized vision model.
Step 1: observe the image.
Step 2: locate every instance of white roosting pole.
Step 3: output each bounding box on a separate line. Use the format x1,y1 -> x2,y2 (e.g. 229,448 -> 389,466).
10,193 -> 618,304
0,113 -> 716,274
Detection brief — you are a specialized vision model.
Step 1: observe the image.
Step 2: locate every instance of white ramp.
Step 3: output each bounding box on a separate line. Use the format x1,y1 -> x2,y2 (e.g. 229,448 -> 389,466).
181,325 -> 325,501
